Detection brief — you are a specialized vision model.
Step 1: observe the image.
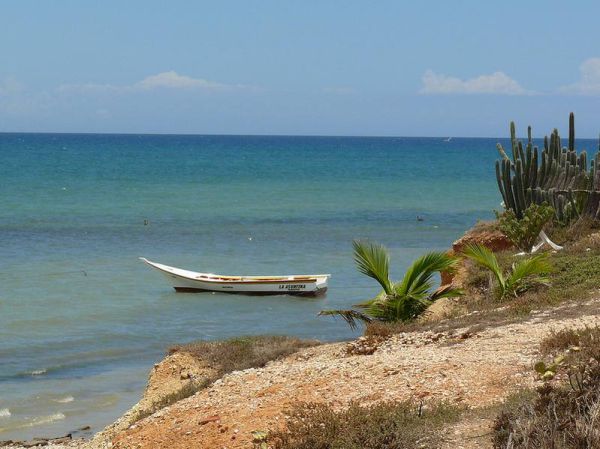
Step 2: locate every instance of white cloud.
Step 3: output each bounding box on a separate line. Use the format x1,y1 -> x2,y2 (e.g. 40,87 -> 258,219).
57,71 -> 249,94
419,69 -> 531,95
135,71 -> 233,90
559,58 -> 600,95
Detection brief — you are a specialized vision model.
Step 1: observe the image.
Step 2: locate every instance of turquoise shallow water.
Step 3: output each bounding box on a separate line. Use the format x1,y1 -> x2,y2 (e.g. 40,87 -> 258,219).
2,133 -> 581,440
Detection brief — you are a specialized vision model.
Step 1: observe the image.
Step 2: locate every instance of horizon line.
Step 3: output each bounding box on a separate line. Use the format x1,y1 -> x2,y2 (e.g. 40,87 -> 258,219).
1,130 -> 599,140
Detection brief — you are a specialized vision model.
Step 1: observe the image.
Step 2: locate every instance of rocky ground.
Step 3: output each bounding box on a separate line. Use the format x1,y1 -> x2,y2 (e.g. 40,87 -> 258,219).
87,298 -> 599,449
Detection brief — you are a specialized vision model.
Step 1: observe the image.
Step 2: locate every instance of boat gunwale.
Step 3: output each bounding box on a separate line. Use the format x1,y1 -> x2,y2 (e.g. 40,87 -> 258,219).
171,271 -> 321,285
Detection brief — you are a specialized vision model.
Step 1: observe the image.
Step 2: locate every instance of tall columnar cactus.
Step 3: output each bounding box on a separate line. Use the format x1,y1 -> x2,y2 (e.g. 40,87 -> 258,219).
495,113 -> 600,223
569,112 -> 575,152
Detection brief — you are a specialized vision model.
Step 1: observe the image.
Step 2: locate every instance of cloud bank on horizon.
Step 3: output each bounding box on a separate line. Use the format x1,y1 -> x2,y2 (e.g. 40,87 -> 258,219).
419,70 -> 532,95
3,62 -> 600,136
419,58 -> 600,97
26,56 -> 600,100
57,71 -> 252,94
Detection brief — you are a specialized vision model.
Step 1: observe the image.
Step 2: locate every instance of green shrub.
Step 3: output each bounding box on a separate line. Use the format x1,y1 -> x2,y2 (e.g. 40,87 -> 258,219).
269,400 -> 461,449
495,203 -> 554,253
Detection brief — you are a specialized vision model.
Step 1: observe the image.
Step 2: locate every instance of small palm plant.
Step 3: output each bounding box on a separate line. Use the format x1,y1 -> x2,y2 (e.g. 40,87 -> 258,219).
462,243 -> 551,300
320,240 -> 462,329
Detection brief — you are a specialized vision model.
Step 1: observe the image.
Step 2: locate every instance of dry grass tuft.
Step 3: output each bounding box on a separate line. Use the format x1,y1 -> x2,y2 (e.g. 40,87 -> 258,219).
269,400 -> 461,449
363,321 -> 406,338
169,335 -> 319,376
493,326 -> 600,448
539,325 -> 600,356
545,217 -> 600,246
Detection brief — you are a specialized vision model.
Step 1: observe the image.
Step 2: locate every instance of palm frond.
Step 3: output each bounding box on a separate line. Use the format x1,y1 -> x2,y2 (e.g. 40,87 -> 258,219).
353,240 -> 393,294
356,297 -> 395,321
430,284 -> 464,300
505,254 -> 551,296
387,295 -> 433,322
318,309 -> 372,330
355,290 -> 387,309
396,251 -> 459,297
461,243 -> 505,289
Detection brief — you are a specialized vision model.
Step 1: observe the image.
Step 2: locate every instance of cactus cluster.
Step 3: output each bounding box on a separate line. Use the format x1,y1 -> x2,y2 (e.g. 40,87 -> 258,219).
495,113 -> 600,222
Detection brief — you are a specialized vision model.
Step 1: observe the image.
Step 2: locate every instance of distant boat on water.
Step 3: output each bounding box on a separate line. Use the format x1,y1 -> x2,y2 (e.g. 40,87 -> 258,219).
140,258 -> 330,296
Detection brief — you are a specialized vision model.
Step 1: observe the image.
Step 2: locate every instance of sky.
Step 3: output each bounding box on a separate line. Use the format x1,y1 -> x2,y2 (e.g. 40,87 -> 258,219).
2,0 -> 600,137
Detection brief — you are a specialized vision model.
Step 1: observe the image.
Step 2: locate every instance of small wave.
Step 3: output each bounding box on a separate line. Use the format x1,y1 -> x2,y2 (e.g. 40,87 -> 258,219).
22,413 -> 66,429
0,413 -> 66,433
0,409 -> 10,418
55,396 -> 74,403
30,369 -> 47,376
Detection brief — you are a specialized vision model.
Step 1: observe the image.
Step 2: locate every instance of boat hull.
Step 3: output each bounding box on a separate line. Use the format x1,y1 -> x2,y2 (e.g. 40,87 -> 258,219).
173,286 -> 327,296
140,258 -> 329,296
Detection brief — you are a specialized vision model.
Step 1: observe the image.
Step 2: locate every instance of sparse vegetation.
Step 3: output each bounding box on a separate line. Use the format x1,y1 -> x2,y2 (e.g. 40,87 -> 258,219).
493,326 -> 600,448
131,336 -> 319,422
169,335 -> 319,375
353,219 -> 600,338
515,243 -> 600,310
363,320 -> 407,338
131,380 -> 210,423
269,400 -> 462,449
320,240 -> 462,328
545,216 -> 600,246
462,243 -> 551,300
540,325 -> 600,356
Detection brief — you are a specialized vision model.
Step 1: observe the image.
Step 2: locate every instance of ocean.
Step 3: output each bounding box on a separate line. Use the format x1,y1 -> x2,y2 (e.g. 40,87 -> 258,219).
0,133 -> 562,440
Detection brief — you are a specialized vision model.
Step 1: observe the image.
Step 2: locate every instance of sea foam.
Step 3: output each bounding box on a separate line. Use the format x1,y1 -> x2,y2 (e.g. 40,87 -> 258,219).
0,408 -> 10,418
25,413 -> 66,428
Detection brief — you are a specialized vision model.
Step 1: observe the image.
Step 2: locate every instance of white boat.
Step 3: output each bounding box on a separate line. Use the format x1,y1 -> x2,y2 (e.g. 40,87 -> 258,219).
140,258 -> 330,296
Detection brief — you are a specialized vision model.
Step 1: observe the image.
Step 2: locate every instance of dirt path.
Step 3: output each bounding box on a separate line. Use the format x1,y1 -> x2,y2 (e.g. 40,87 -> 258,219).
108,299 -> 600,449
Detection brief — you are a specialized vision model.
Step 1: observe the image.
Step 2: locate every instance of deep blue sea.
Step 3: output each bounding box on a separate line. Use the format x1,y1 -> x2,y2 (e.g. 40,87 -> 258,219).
2,133 -> 582,440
